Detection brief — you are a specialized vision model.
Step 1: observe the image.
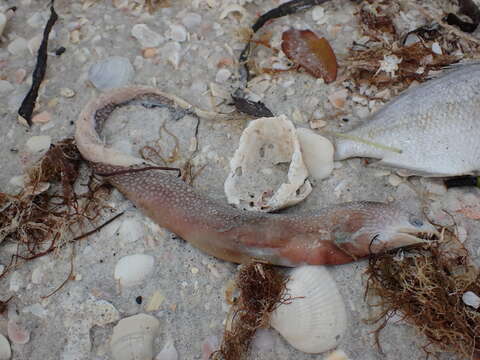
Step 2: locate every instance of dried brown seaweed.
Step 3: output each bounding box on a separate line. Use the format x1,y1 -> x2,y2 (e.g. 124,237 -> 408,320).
365,230 -> 480,359
0,138 -> 113,279
211,263 -> 288,360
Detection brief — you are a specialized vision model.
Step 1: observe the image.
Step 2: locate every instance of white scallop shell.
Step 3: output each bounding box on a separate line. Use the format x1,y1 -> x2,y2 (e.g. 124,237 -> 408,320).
224,115 -> 312,212
270,265 -> 347,354
111,314 -> 160,360
88,56 -> 134,91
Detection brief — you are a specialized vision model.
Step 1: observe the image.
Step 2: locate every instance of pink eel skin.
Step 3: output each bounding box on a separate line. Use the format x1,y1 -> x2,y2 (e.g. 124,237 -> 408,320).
75,87 -> 438,266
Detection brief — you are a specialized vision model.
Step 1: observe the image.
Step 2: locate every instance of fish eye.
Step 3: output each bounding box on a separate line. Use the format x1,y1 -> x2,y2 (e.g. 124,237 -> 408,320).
409,216 -> 424,227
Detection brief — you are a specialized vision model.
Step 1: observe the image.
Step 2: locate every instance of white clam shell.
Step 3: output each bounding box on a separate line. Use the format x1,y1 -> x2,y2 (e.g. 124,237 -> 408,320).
88,56 -> 134,91
111,314 -> 160,360
296,128 -> 334,180
270,265 -> 347,354
114,254 -> 154,287
224,115 -> 312,212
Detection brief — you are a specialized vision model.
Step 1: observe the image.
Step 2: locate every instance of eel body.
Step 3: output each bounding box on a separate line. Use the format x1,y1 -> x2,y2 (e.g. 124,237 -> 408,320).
335,62 -> 480,176
75,87 -> 437,266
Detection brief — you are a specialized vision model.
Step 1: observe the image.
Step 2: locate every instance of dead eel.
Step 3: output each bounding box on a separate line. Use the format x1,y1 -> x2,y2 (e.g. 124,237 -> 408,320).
75,87 -> 438,266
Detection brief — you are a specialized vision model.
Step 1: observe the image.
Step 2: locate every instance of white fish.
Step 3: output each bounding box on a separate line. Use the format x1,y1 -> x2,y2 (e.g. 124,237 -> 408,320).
335,63 -> 480,176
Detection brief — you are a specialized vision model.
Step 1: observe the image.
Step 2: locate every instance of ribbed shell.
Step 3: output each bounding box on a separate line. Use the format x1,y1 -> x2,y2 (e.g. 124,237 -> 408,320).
110,313 -> 160,360
270,265 -> 347,353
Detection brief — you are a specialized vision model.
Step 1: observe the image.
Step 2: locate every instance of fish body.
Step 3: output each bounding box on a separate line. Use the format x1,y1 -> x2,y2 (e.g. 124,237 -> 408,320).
335,63 -> 480,176
75,87 -> 438,266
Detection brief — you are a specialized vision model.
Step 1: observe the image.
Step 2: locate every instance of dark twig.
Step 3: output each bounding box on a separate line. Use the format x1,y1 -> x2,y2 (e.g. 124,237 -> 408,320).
18,1 -> 58,126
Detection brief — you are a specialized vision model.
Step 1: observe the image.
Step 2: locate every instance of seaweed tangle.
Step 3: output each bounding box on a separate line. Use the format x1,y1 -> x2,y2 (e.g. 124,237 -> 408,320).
211,262 -> 289,360
0,138 -> 113,279
365,230 -> 480,359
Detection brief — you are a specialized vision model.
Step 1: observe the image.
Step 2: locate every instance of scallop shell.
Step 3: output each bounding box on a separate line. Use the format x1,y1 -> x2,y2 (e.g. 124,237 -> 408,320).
270,265 -> 347,354
110,314 -> 160,360
224,115 -> 312,212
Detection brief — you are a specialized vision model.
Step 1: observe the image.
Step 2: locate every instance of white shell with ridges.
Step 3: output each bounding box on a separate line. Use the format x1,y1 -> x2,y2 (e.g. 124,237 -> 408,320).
270,265 -> 347,353
114,254 -> 154,287
111,313 -> 160,360
224,115 -> 312,212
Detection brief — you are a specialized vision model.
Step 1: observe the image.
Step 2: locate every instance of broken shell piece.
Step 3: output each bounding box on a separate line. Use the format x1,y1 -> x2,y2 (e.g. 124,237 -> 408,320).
296,128 -> 333,180
0,334 -> 11,360
224,115 -> 312,212
111,314 -> 160,360
270,265 -> 347,353
462,291 -> 480,309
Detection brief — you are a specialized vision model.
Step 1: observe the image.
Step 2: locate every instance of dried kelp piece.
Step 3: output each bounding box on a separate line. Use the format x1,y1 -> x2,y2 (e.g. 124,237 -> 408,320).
281,29 -> 337,83
365,231 -> 480,359
234,0 -> 332,116
211,263 -> 288,360
18,2 -> 58,126
444,0 -> 480,33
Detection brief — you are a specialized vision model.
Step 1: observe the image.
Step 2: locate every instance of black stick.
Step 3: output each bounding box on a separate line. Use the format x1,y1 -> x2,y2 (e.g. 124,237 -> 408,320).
18,1 -> 58,126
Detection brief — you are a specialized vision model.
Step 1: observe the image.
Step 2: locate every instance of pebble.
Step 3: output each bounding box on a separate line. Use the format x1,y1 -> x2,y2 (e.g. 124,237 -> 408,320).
155,339 -> 178,360
0,334 -> 11,360
25,135 -> 51,153
84,299 -> 120,327
131,24 -> 164,48
0,81 -> 13,94
69,29 -> 81,44
182,13 -> 202,30
60,88 -> 75,98
32,111 -> 52,125
215,68 -> 231,83
143,47 -> 157,58
88,56 -> 134,91
462,291 -> 480,309
169,24 -> 188,42
7,320 -> 30,345
7,38 -> 28,55
114,254 -> 154,287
